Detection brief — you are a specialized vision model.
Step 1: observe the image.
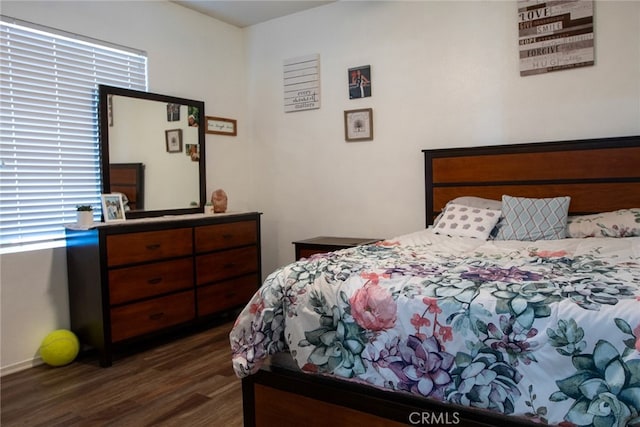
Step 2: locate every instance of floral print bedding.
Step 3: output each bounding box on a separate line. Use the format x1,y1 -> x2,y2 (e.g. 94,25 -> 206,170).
230,230 -> 640,426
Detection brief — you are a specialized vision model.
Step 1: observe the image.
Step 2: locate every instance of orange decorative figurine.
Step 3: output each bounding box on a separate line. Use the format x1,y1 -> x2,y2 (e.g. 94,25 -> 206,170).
211,189 -> 228,213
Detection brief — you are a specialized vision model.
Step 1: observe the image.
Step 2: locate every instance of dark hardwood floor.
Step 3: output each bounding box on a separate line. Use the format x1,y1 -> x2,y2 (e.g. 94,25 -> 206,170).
1,319 -> 243,426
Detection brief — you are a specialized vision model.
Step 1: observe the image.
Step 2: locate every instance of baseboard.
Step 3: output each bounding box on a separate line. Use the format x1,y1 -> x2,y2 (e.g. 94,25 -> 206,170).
0,356 -> 44,377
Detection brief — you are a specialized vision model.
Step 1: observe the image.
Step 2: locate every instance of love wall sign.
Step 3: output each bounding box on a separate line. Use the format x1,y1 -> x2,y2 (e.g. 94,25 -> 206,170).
518,0 -> 594,77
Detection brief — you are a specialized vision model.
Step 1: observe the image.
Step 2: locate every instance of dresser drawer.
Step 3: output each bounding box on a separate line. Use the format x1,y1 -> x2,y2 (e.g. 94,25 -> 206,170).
195,220 -> 257,253
196,246 -> 258,285
108,258 -> 193,305
110,291 -> 195,342
197,274 -> 258,316
106,228 -> 192,266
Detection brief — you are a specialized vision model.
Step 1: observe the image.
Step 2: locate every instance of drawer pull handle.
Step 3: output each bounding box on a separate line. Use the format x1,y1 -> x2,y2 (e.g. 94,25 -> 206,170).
222,234 -> 233,240
223,263 -> 235,269
146,244 -> 161,250
149,312 -> 164,320
148,277 -> 162,285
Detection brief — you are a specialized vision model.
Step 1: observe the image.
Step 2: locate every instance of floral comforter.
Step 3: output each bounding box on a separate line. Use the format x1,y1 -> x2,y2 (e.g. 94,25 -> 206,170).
230,230 -> 640,426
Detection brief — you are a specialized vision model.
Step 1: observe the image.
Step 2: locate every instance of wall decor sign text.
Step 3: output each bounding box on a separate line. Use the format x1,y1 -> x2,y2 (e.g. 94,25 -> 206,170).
518,0 -> 594,77
283,54 -> 320,113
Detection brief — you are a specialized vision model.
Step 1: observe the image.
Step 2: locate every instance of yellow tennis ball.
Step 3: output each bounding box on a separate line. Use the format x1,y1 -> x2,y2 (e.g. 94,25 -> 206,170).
39,329 -> 79,367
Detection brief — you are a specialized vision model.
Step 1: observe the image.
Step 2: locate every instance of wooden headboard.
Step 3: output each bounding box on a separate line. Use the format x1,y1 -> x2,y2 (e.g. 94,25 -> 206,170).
423,135 -> 640,226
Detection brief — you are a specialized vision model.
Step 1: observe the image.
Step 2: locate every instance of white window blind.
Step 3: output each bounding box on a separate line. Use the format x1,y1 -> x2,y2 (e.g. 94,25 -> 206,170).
0,17 -> 147,251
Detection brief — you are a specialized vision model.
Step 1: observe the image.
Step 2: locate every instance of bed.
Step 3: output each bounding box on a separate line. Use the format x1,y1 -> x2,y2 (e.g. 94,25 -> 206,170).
231,135 -> 640,427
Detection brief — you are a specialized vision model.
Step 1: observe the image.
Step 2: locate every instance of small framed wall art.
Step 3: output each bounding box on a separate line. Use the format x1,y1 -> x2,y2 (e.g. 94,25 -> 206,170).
101,193 -> 126,222
205,116 -> 237,136
165,129 -> 183,153
344,108 -> 373,142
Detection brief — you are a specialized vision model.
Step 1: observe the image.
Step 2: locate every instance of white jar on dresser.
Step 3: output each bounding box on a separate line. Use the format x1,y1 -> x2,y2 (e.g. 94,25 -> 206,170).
65,212 -> 261,367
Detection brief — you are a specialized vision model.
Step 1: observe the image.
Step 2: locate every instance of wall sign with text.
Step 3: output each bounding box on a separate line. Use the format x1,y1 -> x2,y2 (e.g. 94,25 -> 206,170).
205,116 -> 237,136
518,0 -> 594,77
283,54 -> 320,113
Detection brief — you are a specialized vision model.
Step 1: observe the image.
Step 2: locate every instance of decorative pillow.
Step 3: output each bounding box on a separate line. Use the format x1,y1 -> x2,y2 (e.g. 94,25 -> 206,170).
434,196 -> 502,225
433,203 -> 501,239
567,209 -> 640,238
494,195 -> 571,241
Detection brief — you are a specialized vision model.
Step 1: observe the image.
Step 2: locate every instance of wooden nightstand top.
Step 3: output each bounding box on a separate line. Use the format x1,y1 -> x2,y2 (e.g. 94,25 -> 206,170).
292,236 -> 382,247
292,236 -> 383,261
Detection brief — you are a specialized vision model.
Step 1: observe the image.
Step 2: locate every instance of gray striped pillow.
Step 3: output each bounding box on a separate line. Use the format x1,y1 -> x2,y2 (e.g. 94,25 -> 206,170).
494,195 -> 570,241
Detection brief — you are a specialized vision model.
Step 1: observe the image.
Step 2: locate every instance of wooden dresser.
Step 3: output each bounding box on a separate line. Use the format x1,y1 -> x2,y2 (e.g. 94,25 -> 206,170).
65,212 -> 261,366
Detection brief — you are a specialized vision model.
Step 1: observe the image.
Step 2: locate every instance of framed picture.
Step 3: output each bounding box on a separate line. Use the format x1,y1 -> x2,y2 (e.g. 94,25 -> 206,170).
186,143 -> 200,161
165,129 -> 183,153
348,65 -> 371,99
344,108 -> 373,142
205,116 -> 237,136
188,106 -> 200,127
101,193 -> 126,222
107,94 -> 114,126
167,103 -> 180,122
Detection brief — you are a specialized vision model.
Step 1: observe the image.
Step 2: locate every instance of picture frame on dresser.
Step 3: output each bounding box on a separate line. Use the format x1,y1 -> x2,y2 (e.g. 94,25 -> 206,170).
101,193 -> 126,222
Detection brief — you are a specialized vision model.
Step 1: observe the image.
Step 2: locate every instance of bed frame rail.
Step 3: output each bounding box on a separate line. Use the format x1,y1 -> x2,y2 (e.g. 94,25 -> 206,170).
242,365 -> 542,427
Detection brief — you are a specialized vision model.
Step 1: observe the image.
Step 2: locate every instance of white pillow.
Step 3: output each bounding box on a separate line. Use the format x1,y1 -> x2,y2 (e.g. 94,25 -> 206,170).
567,209 -> 640,238
446,196 -> 502,211
434,196 -> 502,225
433,203 -> 501,240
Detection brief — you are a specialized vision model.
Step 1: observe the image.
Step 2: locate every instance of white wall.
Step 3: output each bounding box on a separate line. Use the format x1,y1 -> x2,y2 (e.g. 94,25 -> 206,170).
1,0 -> 639,374
0,0 -> 251,374
246,1 -> 640,275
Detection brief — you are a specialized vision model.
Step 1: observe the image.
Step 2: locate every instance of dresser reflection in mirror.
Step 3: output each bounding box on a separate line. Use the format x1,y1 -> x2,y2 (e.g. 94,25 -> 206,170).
109,163 -> 144,211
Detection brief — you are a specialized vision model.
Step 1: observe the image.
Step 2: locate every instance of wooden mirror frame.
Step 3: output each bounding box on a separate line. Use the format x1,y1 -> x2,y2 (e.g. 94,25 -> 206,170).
98,85 -> 206,219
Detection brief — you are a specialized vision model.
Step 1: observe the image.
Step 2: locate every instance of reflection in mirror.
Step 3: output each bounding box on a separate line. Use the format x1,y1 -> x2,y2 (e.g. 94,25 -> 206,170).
99,85 -> 206,219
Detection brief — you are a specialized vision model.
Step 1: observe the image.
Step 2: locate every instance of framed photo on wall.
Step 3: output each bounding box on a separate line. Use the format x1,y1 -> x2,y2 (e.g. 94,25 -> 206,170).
348,65 -> 371,99
101,193 -> 126,222
167,103 -> 180,121
344,108 -> 373,142
188,106 -> 200,127
165,129 -> 183,153
186,143 -> 200,161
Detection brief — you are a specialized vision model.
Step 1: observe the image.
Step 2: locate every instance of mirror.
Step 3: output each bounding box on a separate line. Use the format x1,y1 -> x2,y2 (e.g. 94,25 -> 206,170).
98,85 -> 206,219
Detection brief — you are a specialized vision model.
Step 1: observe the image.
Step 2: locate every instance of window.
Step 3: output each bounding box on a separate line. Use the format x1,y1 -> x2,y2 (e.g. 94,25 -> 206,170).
0,17 -> 147,252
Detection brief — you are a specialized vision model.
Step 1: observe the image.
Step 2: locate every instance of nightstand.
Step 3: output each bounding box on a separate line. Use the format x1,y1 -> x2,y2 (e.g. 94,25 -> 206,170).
293,236 -> 382,261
